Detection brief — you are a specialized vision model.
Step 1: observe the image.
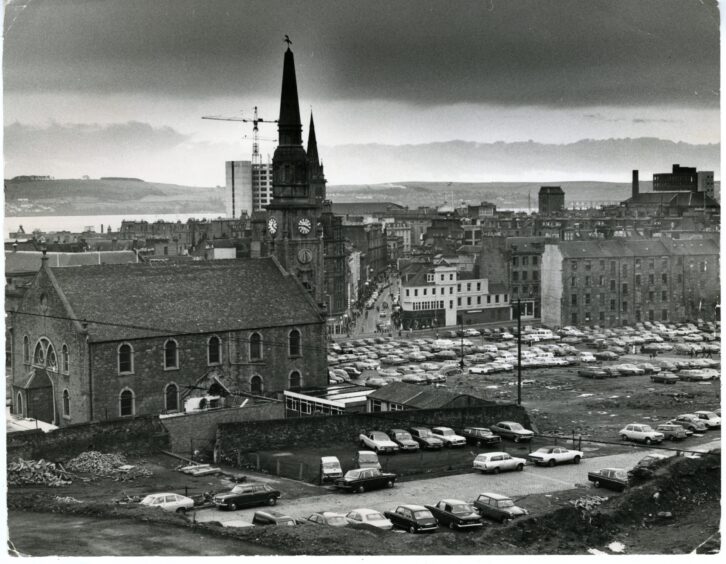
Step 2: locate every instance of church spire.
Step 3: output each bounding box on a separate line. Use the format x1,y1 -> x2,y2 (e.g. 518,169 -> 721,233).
307,111 -> 319,166
278,45 -> 302,146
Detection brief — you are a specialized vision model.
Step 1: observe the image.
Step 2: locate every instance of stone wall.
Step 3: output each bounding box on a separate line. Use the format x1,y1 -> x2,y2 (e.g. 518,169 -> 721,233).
6,415 -> 169,462
218,403 -> 531,455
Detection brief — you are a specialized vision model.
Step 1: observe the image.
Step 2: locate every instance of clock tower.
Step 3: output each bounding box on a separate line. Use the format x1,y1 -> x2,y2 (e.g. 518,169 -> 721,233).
265,44 -> 326,309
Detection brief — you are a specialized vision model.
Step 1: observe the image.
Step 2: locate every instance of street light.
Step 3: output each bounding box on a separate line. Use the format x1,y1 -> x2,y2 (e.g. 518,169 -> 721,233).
516,299 -> 522,406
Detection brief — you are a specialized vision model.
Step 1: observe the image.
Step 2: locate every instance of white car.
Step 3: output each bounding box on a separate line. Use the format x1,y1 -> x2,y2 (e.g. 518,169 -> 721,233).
420,362 -> 441,371
463,328 -> 481,337
693,411 -> 721,428
431,427 -> 466,447
527,446 -> 584,467
472,452 -> 526,474
469,364 -> 498,375
346,508 -> 393,530
140,493 -> 195,513
579,353 -> 597,363
359,431 -> 399,453
619,424 -> 664,444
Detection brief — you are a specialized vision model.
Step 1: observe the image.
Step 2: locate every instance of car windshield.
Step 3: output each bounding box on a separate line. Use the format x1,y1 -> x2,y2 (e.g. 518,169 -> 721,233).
534,448 -> 550,454
322,462 -> 340,470
230,485 -> 249,494
395,432 -> 412,440
417,429 -> 432,437
701,412 -> 718,418
140,495 -> 157,504
497,499 -> 515,508
371,432 -> 388,440
366,513 -> 386,521
343,470 -> 361,480
641,425 -> 654,432
438,429 -> 454,436
509,423 -> 524,431
413,510 -> 434,519
327,516 -> 347,526
450,504 -> 474,514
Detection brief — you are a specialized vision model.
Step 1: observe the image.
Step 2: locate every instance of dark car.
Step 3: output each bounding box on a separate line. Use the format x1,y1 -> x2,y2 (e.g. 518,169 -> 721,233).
387,428 -> 420,452
594,351 -> 619,361
651,372 -> 678,384
472,493 -> 528,523
489,421 -> 534,442
670,414 -> 708,433
578,368 -> 608,379
461,427 -> 502,447
383,504 -> 438,534
306,512 -> 348,527
587,467 -> 629,492
656,423 -> 690,440
213,483 -> 281,511
335,467 -> 397,493
409,427 -> 445,449
425,499 -> 484,530
251,510 -> 296,526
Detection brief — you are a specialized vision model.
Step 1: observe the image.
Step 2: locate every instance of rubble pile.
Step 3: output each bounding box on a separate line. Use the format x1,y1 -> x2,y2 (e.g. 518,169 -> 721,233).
8,458 -> 72,487
54,496 -> 83,504
570,495 -> 608,511
66,451 -> 153,481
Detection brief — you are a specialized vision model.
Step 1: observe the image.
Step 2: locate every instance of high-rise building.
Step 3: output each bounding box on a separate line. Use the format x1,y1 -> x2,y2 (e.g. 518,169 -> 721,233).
538,186 -> 565,214
225,160 -> 274,218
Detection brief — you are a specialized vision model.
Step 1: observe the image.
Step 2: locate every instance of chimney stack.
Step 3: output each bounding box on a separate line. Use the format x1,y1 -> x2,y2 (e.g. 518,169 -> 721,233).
632,170 -> 639,198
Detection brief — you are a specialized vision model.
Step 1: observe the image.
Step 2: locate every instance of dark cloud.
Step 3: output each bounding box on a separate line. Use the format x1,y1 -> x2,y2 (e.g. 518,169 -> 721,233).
3,0 -> 719,108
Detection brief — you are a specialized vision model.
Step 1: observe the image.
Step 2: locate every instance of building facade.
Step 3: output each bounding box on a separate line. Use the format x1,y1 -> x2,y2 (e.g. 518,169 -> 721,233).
225,161 -> 273,218
539,186 -> 565,214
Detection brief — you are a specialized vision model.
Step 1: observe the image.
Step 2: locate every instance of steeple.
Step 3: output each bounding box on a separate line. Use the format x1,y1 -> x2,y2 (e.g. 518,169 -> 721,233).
307,112 -> 319,166
278,47 -> 302,146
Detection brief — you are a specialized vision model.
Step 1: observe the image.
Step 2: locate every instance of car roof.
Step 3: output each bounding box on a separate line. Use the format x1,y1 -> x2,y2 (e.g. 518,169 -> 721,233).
147,492 -> 178,497
440,498 -> 468,505
351,508 -> 383,515
479,451 -> 507,457
432,426 -> 452,430
321,512 -> 345,518
479,492 -> 510,500
497,421 -> 518,425
601,467 -> 628,472
389,428 -> 407,433
410,426 -> 430,431
397,504 -> 427,511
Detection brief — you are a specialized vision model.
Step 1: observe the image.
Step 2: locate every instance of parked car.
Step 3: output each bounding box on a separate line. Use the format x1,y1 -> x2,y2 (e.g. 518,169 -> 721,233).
356,450 -> 382,470
252,510 -> 296,526
527,446 -> 583,467
387,429 -> 420,451
628,454 -> 669,479
489,421 -> 534,442
588,468 -> 629,492
463,328 -> 481,337
618,424 -> 664,444
335,467 -> 397,493
650,371 -> 679,384
616,363 -> 645,376
472,452 -> 526,474
425,499 -> 484,530
431,426 -> 467,447
594,351 -> 619,361
472,492 -> 528,523
306,512 -> 348,527
213,483 -> 281,511
140,493 -> 195,513
655,423 -> 690,441
409,427 -> 445,449
578,367 -> 608,379
670,414 -> 708,433
320,456 -> 343,483
383,504 -> 438,534
345,508 -> 393,530
461,427 -> 502,447
359,431 -> 399,454
693,411 -> 721,429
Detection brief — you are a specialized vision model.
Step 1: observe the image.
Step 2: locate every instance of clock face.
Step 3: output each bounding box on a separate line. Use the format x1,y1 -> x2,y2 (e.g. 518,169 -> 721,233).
297,248 -> 313,264
298,217 -> 312,235
267,217 -> 278,235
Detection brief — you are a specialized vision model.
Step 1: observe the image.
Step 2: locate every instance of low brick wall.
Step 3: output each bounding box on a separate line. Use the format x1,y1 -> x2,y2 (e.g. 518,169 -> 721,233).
6,415 -> 169,462
218,403 -> 531,455
160,402 -> 284,456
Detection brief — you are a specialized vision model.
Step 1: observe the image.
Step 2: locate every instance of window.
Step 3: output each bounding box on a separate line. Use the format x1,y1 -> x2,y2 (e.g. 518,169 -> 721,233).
414,289 -> 418,297
289,329 -> 301,357
648,291 -> 654,302
512,257 -> 519,266
16,392 -> 22,417
289,370 -> 302,390
487,295 -> 491,304
599,260 -> 605,270
571,276 -> 576,287
700,261 -> 707,273
585,276 -> 590,287
622,283 -> 628,295
571,312 -> 578,324
467,297 -> 472,305
648,260 -> 654,270
585,311 -> 591,321
250,333 -> 262,361
610,299 -> 616,311
5,337 -> 11,370
476,282 -> 481,291
599,312 -> 605,322
405,289 -> 410,297
635,309 -> 642,321
610,279 -> 615,291
457,284 -> 461,292
571,294 -> 578,306
466,283 -> 471,292
457,297 -> 461,306
585,293 -> 591,305
120,389 -> 134,417
504,294 -> 509,302
449,274 -> 454,281
513,272 -> 519,282
648,309 -> 654,321
661,259 -> 668,269
495,295 -> 500,303
522,271 -> 528,281
449,300 -> 453,309
648,274 -> 654,285
62,344 -> 69,374
622,301 -> 628,312
23,336 -> 29,364
677,257 -> 683,266
165,383 -> 179,412
661,309 -> 668,321
585,261 -> 591,271
250,375 -> 263,394
523,257 -> 529,266
477,296 -> 481,304
610,261 -> 616,275
662,273 -> 668,284
571,261 -> 578,271
635,258 -> 641,268
532,257 -> 538,266
661,290 -> 667,301
208,336 -> 221,365
118,343 -> 134,374
62,390 -> 70,418
32,338 -> 57,371
533,271 -> 539,281
164,339 -> 179,370
423,288 -> 427,296
33,342 -> 45,365
635,274 -> 641,286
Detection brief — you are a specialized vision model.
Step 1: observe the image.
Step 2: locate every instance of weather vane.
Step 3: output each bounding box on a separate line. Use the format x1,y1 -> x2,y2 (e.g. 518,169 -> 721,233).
284,35 -> 292,46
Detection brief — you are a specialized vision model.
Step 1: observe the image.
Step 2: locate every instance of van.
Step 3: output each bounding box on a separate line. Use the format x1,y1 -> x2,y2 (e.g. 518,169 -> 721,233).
356,450 -> 381,470
320,456 -> 343,483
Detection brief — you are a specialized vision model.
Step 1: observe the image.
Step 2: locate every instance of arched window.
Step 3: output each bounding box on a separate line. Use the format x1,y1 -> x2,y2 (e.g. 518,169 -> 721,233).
32,338 -> 57,371
119,389 -> 134,417
33,342 -> 45,365
165,383 -> 179,412
208,336 -> 221,365
16,392 -> 23,417
164,339 -> 179,370
61,344 -> 69,374
118,343 -> 134,374
46,345 -> 57,372
289,370 -> 302,390
250,375 -> 263,395
23,336 -> 29,364
249,333 -> 262,361
289,329 -> 301,357
62,389 -> 70,418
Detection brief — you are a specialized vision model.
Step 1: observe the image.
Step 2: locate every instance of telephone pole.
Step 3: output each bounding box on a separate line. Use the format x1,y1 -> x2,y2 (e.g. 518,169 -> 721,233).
516,299 -> 522,406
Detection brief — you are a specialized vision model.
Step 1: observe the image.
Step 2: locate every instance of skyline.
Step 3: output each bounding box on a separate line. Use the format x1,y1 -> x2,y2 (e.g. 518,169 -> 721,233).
2,0 -> 721,185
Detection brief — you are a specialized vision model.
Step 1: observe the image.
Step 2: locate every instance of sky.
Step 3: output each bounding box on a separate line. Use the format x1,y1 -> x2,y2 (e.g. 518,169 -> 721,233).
2,0 -> 721,185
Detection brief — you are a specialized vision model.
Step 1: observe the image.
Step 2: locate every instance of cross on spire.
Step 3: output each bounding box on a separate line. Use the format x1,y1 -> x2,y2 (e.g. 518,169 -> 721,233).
284,35 -> 292,47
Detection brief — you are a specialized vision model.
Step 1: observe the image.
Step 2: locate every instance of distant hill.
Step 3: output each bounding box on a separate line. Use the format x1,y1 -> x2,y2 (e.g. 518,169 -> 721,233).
5,178 -> 224,216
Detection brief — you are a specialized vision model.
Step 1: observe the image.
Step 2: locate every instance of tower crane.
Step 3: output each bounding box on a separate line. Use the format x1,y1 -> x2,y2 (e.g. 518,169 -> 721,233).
202,106 -> 278,166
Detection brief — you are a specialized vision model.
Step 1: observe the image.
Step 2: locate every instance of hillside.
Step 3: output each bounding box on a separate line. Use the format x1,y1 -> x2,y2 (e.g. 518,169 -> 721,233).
5,178 -> 224,216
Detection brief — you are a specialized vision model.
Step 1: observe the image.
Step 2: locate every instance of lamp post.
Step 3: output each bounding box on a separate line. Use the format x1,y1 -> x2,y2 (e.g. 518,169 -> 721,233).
516,299 -> 522,406
459,322 -> 465,370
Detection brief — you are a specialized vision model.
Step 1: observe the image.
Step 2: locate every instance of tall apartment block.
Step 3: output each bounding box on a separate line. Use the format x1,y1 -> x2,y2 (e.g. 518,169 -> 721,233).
225,160 -> 273,218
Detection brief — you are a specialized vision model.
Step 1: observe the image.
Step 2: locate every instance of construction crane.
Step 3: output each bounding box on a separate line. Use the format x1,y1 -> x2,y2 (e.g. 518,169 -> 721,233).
202,106 -> 278,166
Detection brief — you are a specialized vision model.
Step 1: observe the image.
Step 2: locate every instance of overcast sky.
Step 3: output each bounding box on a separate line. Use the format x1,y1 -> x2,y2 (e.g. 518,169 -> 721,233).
2,0 -> 721,185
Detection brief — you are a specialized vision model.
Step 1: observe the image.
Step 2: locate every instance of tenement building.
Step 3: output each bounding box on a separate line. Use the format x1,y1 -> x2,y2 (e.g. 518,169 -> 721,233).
7,256 -> 327,426
541,239 -> 720,328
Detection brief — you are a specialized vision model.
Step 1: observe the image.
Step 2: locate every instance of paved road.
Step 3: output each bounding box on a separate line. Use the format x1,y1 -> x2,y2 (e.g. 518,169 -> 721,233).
193,438 -> 720,527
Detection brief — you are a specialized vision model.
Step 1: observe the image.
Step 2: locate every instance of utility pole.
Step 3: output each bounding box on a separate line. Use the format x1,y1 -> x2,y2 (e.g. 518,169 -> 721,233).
459,322 -> 465,370
516,299 -> 522,406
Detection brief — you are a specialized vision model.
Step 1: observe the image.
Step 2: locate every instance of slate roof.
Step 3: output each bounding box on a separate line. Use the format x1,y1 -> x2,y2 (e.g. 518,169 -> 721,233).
367,382 -> 490,408
661,238 -> 719,256
557,238 -> 719,260
40,257 -> 323,342
625,191 -> 719,208
331,202 -> 405,215
5,251 -> 138,274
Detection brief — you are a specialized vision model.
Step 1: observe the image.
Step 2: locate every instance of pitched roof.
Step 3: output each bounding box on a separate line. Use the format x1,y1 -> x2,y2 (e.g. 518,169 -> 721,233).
5,251 -> 138,274
331,202 -> 405,215
366,382 -> 489,408
38,257 -> 323,342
